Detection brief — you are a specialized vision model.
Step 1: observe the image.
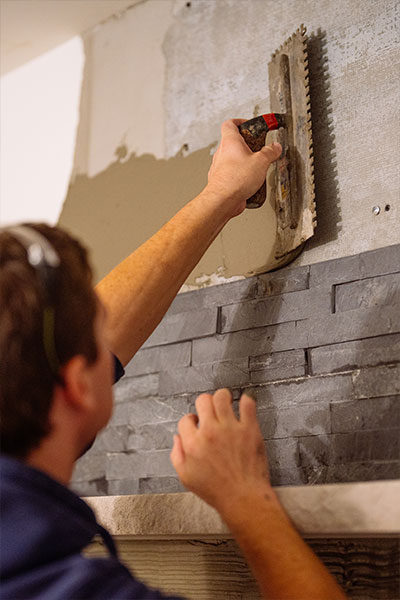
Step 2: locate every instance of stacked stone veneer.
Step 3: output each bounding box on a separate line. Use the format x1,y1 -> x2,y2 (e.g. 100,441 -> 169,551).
71,245 -> 400,497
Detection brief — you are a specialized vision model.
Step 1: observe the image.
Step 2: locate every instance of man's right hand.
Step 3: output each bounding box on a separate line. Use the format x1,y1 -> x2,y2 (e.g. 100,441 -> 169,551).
205,119 -> 282,219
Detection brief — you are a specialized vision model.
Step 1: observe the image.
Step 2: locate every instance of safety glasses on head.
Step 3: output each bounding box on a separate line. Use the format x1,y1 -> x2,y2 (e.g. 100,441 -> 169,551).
2,225 -> 62,381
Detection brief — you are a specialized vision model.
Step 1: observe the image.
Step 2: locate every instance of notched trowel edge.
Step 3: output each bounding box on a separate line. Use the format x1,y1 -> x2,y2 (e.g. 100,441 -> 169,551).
268,25 -> 316,266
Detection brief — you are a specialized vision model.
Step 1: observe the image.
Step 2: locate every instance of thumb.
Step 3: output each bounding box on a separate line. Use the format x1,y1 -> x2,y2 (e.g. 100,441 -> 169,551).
259,142 -> 282,165
170,434 -> 185,472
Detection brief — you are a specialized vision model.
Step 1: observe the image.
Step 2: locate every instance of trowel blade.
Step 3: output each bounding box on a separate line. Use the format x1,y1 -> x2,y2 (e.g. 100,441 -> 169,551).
268,25 -> 316,264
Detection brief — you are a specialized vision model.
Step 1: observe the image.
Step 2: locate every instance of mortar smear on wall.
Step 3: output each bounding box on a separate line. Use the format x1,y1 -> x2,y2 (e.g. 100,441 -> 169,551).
59,146 -> 278,286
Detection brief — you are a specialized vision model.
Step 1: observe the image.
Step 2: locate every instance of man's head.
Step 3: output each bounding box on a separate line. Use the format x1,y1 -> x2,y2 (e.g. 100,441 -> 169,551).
0,224 -> 112,460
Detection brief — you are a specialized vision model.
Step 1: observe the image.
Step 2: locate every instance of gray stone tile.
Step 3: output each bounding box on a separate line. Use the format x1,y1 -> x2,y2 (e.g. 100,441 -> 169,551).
109,396 -> 190,429
309,254 -> 363,288
70,478 -> 108,497
138,477 -> 185,494
255,374 -> 353,410
269,466 -> 307,486
304,303 -> 400,347
256,265 -> 310,297
125,342 -> 191,377
127,396 -> 192,427
143,307 -> 218,348
298,430 -> 400,484
167,265 -> 309,316
107,479 -> 140,496
291,461 -> 400,485
331,396 -> 400,433
309,244 -> 400,287
298,434 -> 331,469
359,245 -> 400,280
301,430 -> 400,464
353,365 -> 400,398
250,349 -> 306,371
220,286 -> 332,333
106,452 -> 149,480
295,465 -> 330,486
251,365 -> 306,384
90,426 -> 129,453
144,449 -> 176,477
168,278 -> 259,314
309,333 -> 400,375
264,438 -> 300,470
114,374 -> 159,402
72,453 -> 106,482
109,401 -> 131,427
324,461 -> 400,483
335,272 -> 400,312
159,359 -> 249,396
289,460 -> 400,485
127,421 -> 177,451
192,322 -> 307,365
258,402 -> 331,439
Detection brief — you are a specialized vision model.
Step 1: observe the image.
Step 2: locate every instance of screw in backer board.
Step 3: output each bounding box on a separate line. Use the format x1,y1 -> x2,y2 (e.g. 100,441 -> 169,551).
372,205 -> 380,215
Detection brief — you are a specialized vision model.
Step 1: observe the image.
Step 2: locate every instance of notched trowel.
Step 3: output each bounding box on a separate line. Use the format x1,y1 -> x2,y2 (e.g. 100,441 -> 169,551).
239,25 -> 316,268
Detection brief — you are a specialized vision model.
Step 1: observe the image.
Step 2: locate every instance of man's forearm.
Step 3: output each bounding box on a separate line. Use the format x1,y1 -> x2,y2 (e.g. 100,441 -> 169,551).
96,187 -> 230,365
223,490 -> 346,600
96,120 -> 281,365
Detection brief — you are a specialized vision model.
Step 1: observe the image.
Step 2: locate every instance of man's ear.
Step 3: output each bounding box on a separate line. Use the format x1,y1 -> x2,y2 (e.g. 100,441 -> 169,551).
60,355 -> 92,413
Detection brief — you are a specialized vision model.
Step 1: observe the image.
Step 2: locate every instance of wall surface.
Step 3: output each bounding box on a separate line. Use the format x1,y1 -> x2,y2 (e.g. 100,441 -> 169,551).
59,0 -> 399,285
63,3 -> 400,594
71,244 -> 400,496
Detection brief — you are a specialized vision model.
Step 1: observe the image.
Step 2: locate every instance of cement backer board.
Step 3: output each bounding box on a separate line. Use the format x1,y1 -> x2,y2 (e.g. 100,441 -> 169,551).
60,0 -> 400,287
84,537 -> 400,600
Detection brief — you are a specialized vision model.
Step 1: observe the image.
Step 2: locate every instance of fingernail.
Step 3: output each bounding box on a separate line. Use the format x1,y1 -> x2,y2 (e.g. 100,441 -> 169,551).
242,388 -> 257,401
272,142 -> 282,156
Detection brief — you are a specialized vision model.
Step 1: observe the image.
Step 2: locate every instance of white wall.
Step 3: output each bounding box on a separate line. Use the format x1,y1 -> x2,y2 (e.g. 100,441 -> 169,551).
0,36 -> 84,226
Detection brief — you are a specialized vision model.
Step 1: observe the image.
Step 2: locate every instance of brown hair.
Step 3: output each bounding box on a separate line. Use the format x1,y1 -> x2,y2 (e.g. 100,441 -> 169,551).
0,224 -> 98,458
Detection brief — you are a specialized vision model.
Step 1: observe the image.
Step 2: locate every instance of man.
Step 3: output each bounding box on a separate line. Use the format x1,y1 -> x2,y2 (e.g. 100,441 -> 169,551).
0,120 -> 346,599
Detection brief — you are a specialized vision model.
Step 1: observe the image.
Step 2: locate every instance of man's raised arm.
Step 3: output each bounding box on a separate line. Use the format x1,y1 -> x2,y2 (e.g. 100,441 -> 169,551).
96,120 -> 281,366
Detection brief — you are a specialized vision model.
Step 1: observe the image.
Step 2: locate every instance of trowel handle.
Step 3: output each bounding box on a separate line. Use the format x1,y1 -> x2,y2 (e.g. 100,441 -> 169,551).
238,114 -> 284,208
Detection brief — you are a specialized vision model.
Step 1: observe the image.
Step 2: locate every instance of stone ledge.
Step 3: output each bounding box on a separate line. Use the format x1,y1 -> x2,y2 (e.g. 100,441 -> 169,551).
86,480 -> 400,539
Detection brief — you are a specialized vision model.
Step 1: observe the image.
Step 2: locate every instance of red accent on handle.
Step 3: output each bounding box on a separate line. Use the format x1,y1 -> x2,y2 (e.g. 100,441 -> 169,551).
262,113 -> 279,130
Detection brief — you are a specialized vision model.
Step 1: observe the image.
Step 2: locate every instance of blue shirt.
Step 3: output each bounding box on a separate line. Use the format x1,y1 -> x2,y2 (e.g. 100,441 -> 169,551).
0,355 -> 184,600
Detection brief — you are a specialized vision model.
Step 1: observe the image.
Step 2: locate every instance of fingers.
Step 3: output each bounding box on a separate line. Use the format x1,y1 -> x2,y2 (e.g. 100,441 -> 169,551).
260,142 -> 282,163
170,434 -> 185,470
230,118 -> 248,126
220,118 -> 249,141
196,393 -> 216,424
239,393 -> 258,426
213,388 -> 236,423
220,118 -> 247,134
178,413 -> 199,438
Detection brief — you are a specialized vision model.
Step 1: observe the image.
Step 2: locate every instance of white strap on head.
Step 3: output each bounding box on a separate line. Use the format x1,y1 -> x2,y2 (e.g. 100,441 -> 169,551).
4,225 -> 60,268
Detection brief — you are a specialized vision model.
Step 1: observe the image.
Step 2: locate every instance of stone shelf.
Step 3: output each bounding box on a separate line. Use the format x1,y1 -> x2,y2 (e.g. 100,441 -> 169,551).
86,480 -> 400,539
